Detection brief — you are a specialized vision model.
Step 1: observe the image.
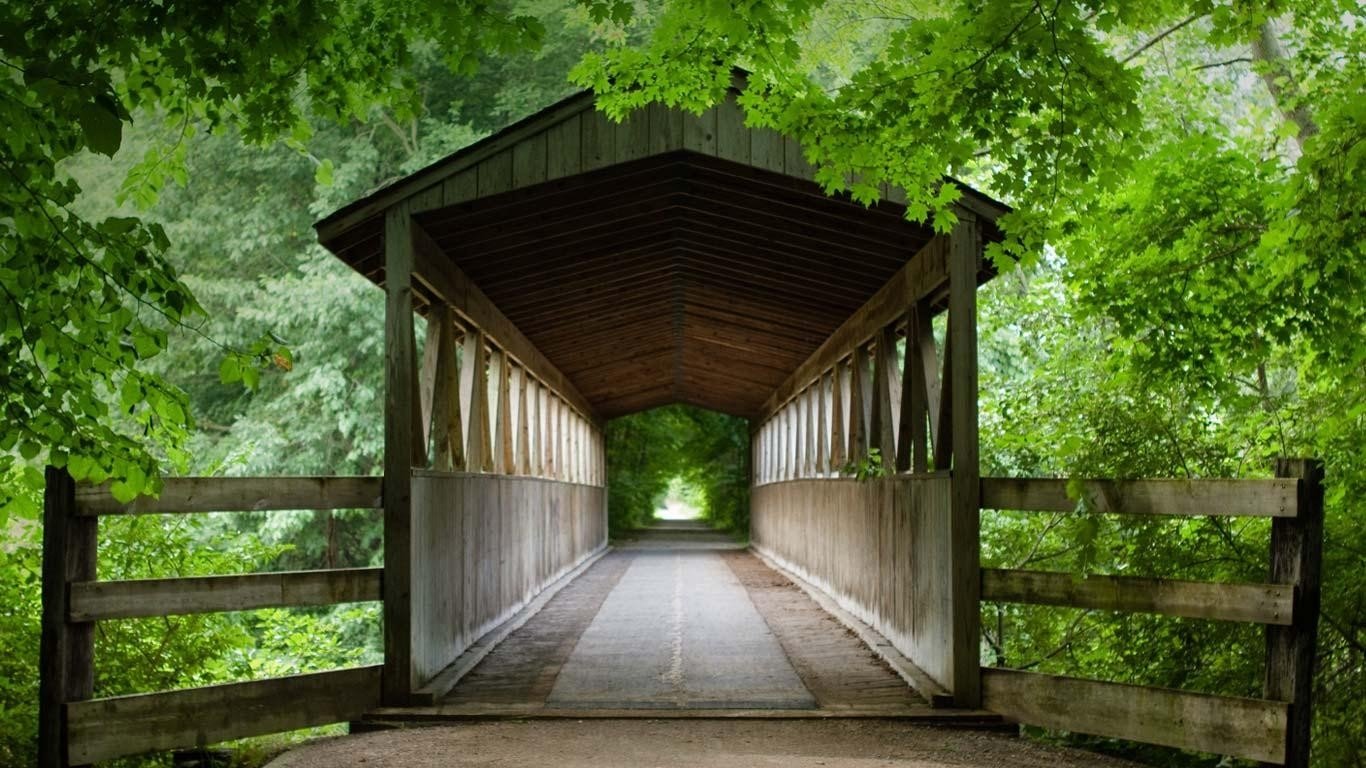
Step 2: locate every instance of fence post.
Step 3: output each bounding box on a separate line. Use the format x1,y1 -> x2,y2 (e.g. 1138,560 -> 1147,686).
38,466 -> 97,767
1264,458 -> 1324,768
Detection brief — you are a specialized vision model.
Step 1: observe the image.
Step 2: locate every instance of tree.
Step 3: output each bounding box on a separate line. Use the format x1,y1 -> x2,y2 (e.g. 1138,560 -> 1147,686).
1,0 -> 544,506
578,1 -> 1362,763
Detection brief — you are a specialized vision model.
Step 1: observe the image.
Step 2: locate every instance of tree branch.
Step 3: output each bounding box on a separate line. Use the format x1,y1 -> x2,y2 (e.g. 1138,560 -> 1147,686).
1121,13 -> 1202,64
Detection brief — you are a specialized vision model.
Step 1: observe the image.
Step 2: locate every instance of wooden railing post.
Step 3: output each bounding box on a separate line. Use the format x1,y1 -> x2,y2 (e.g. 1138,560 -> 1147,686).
38,465 -> 96,768
382,203 -> 416,704
947,210 -> 982,708
1264,458 -> 1324,768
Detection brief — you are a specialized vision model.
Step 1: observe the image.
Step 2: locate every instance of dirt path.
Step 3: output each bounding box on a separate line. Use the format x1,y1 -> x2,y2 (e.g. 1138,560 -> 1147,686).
268,719 -> 1144,768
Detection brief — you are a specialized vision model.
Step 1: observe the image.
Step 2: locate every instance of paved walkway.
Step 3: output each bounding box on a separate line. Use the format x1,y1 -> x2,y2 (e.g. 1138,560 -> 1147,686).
431,520 -> 925,714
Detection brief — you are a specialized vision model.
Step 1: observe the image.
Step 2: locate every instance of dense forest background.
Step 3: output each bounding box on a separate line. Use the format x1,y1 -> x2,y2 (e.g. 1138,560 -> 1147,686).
1,1 -> 1362,766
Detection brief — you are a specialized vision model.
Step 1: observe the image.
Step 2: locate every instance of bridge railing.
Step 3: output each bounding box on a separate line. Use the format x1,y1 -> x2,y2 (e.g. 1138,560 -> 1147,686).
978,458 -> 1323,767
38,469 -> 385,767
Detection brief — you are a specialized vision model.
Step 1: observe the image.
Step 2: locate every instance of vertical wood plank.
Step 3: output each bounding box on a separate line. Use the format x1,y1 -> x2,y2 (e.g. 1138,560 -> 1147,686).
546,114 -> 583,181
463,331 -> 492,472
442,168 -> 478,206
381,204 -> 416,702
512,131 -> 547,190
910,301 -> 942,439
38,466 -> 94,768
934,331 -> 953,470
870,326 -> 897,466
540,390 -> 557,475
648,101 -> 683,154
495,350 -> 514,474
477,150 -> 514,197
848,348 -> 868,464
418,309 -> 445,451
784,136 -> 817,181
751,127 -> 785,172
830,362 -> 846,473
616,109 -> 649,162
805,387 -> 817,477
900,308 -> 928,473
517,372 -> 531,475
682,106 -> 718,155
716,96 -> 751,164
582,111 -> 615,171
947,212 -> 982,708
1264,458 -> 1324,768
410,333 -> 428,469
430,309 -> 464,471
815,373 -> 828,476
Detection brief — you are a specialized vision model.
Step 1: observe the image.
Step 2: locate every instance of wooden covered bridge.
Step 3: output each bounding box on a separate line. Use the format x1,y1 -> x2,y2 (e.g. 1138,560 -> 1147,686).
39,78 -> 1323,767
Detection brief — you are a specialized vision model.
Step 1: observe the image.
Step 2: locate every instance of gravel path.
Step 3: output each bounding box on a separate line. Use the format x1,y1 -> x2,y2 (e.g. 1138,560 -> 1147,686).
267,719 -> 1144,768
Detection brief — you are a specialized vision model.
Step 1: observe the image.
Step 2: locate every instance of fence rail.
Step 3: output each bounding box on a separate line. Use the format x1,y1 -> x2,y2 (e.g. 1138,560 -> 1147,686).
977,459 -> 1323,768
40,471 -> 385,767
980,476 -> 1299,517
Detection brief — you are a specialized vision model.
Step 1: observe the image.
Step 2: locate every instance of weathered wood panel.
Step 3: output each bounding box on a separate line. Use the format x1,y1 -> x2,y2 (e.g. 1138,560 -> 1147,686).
38,467 -> 94,768
69,568 -> 383,622
409,472 -> 606,688
980,477 -> 1299,518
67,666 -> 381,764
1264,458 -> 1324,768
751,476 -> 954,695
75,476 -> 382,515
981,569 -> 1294,626
981,668 -> 1289,764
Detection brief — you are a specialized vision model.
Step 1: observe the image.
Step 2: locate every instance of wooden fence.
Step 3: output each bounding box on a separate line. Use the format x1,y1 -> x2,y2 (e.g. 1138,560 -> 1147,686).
978,459 -> 1323,767
38,471 -> 385,767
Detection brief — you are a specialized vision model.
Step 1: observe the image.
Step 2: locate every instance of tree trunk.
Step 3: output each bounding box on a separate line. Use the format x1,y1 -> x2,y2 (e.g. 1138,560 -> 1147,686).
1250,19 -> 1318,151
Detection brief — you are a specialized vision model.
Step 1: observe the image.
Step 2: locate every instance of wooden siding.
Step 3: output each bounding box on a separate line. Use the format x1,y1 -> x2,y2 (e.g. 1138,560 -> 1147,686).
409,472 -> 606,688
751,477 -> 955,691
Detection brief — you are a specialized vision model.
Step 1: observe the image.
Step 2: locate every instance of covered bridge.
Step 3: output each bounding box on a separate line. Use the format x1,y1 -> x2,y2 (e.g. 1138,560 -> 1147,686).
38,75 -> 1323,768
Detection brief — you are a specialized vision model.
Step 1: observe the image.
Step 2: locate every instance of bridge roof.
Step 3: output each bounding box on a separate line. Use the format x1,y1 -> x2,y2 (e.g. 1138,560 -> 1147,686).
316,85 -> 1007,420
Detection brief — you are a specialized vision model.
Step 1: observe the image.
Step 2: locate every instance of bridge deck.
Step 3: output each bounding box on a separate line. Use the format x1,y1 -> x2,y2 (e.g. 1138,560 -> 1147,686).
383,523 -> 933,719
273,525 -> 1146,766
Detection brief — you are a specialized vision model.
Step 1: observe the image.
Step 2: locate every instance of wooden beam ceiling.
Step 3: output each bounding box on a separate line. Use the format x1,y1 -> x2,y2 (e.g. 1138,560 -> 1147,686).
326,152 -> 997,420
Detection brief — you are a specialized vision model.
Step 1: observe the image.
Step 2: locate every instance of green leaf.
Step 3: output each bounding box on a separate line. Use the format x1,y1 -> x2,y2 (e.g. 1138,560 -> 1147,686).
219,355 -> 241,384
314,158 -> 334,186
77,96 -> 123,157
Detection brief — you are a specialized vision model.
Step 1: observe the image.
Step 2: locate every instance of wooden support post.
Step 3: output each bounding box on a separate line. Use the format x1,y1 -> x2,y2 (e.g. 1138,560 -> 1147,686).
934,331 -> 954,471
381,204 -> 416,703
870,326 -> 898,467
544,396 -> 556,478
462,330 -> 492,472
830,362 -> 846,473
898,308 -> 927,473
410,332 -> 428,469
428,307 -> 464,472
815,373 -> 828,476
1263,458 -> 1324,768
38,466 -> 95,768
517,369 -> 531,475
847,351 -> 867,465
495,349 -> 513,474
947,212 -> 982,707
